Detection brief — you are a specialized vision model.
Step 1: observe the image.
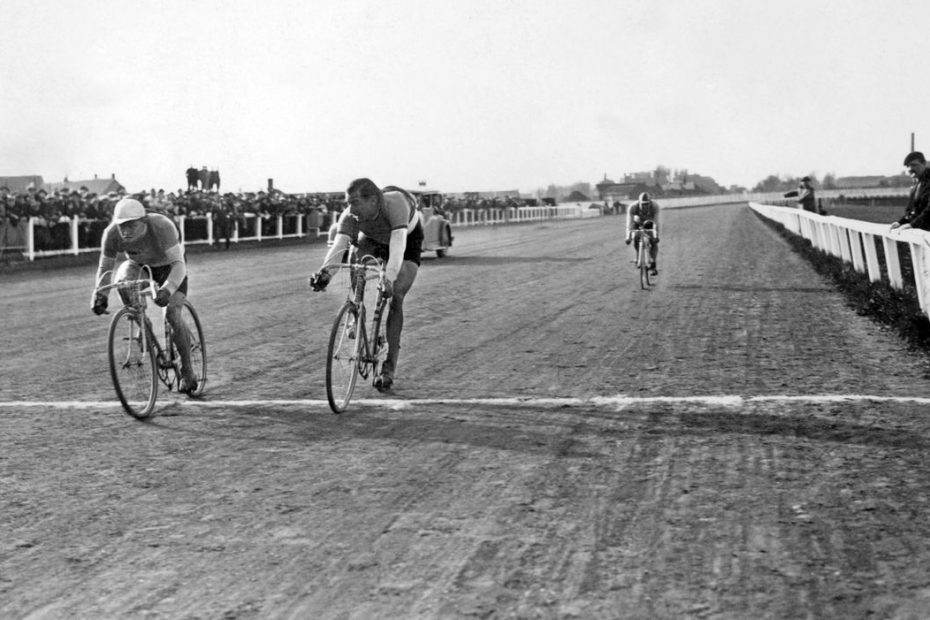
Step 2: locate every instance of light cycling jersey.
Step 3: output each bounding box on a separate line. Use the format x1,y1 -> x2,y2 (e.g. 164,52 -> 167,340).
96,213 -> 187,294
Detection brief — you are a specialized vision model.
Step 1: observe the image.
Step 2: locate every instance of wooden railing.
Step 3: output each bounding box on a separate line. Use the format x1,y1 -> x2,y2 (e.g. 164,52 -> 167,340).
749,201 -> 930,316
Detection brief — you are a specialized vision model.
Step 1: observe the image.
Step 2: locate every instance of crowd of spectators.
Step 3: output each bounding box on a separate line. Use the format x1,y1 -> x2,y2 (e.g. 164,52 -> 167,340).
0,183 -> 582,254
0,186 -> 343,252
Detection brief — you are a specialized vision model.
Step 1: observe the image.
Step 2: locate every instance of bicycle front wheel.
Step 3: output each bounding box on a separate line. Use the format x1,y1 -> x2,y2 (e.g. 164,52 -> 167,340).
639,241 -> 651,289
170,300 -> 207,396
326,302 -> 362,414
108,307 -> 158,419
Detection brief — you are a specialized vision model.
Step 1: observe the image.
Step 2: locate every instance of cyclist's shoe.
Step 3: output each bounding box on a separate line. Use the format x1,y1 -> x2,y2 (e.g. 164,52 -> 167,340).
649,266 -> 659,276
373,372 -> 394,392
178,374 -> 199,395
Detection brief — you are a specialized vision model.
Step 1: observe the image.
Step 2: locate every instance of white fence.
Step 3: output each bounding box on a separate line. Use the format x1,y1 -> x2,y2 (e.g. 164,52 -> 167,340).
2,203 -> 602,262
749,201 -> 930,316
2,212 -> 326,261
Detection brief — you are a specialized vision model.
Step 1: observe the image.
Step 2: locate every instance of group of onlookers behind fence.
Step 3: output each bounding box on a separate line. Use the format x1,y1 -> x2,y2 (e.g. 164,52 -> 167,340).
0,183 -> 613,254
0,186 -> 345,253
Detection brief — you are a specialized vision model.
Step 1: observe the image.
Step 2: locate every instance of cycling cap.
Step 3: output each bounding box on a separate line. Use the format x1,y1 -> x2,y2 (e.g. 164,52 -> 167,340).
639,192 -> 651,202
113,198 -> 146,223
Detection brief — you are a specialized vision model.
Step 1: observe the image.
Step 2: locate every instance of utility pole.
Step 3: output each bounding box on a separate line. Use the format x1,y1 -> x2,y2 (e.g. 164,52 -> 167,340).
912,132 -> 916,152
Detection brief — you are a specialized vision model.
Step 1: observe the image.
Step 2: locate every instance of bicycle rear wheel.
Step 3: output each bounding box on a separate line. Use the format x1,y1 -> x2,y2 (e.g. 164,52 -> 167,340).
169,300 -> 207,396
108,307 -> 158,419
326,302 -> 362,413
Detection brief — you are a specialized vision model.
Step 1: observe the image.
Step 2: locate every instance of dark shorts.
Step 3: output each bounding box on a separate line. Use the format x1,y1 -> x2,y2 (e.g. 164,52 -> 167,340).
149,264 -> 189,295
358,222 -> 423,267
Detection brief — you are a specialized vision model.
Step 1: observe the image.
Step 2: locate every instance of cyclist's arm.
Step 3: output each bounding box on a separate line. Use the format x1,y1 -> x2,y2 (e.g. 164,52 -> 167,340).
161,244 -> 187,294
625,207 -> 634,237
92,227 -> 119,299
320,233 -> 351,271
385,228 -> 408,282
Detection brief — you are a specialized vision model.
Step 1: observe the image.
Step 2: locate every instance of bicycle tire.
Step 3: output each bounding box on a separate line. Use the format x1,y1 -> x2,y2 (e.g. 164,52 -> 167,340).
108,307 -> 158,420
326,302 -> 362,414
639,237 -> 651,289
168,300 -> 207,396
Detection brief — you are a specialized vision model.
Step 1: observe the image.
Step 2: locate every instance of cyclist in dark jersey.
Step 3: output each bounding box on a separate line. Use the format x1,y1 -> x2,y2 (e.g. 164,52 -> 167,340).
90,198 -> 199,394
310,178 -> 423,391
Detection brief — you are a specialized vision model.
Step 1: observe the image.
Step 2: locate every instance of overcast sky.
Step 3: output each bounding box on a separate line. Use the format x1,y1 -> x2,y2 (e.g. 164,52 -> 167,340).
1,0 -> 925,194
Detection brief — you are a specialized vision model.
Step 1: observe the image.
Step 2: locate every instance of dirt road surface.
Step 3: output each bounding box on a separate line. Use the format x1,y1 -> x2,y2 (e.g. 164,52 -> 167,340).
4,204 -> 930,619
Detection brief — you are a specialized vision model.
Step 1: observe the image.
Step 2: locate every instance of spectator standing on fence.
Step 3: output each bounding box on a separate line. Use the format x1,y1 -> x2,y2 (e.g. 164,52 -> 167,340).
891,151 -> 930,231
186,166 -> 198,191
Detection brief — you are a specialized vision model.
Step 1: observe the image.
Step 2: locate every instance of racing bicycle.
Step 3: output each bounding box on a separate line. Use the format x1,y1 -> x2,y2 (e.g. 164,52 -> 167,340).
94,267 -> 206,419
322,251 -> 390,414
631,223 -> 657,289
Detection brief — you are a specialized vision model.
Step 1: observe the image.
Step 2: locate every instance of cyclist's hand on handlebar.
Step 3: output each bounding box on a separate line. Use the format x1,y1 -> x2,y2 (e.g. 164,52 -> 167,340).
309,269 -> 331,292
381,279 -> 394,299
154,287 -> 171,307
91,294 -> 108,315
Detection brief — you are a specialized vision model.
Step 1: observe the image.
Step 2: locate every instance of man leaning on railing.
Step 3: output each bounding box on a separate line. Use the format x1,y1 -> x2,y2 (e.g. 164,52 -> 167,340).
890,151 -> 930,232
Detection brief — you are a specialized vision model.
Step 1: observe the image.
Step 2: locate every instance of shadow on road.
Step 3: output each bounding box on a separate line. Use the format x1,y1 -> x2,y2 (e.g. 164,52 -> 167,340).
426,255 -> 592,267
670,283 -> 831,294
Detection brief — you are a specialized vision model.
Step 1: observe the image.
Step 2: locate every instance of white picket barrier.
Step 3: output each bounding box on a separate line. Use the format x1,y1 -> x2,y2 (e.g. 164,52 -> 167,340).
14,213 -> 324,261
749,201 -> 930,316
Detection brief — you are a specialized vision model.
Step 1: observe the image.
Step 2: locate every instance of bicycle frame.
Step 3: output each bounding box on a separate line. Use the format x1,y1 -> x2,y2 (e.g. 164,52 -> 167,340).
96,267 -> 172,367
323,251 -> 389,413
95,266 -> 205,418
340,253 -> 389,375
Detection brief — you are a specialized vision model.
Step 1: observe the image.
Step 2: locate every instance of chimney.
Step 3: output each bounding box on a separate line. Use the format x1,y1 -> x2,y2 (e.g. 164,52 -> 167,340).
94,174 -> 98,180
111,173 -> 115,179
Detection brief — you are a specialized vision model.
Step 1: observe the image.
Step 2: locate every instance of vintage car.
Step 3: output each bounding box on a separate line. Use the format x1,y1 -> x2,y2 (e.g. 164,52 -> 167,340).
411,189 -> 453,258
326,188 -> 454,258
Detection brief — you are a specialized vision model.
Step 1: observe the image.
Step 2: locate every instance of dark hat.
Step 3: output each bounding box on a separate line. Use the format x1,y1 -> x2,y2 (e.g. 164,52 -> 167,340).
800,176 -> 811,182
904,151 -> 926,166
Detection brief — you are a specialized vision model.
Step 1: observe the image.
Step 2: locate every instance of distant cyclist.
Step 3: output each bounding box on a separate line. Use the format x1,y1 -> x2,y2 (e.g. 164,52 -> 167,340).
625,192 -> 660,275
309,178 -> 423,392
90,198 -> 199,394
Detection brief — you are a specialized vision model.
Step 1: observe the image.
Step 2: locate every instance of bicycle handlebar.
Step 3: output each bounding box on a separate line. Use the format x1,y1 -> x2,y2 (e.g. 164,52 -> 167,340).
93,268 -> 158,308
327,255 -> 385,281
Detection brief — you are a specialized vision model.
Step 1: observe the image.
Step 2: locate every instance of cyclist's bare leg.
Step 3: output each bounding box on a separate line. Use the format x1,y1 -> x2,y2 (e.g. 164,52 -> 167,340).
165,291 -> 196,388
382,260 -> 418,384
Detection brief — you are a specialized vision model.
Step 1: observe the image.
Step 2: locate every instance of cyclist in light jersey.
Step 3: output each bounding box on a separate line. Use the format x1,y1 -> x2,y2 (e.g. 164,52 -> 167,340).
90,198 -> 199,394
625,192 -> 660,275
310,178 -> 424,391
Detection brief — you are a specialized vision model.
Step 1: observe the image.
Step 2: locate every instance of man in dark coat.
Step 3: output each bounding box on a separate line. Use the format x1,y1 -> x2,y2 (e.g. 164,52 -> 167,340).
891,151 -> 930,231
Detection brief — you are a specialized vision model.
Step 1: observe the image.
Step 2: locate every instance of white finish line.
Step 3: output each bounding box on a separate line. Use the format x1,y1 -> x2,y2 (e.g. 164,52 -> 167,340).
2,394 -> 930,410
